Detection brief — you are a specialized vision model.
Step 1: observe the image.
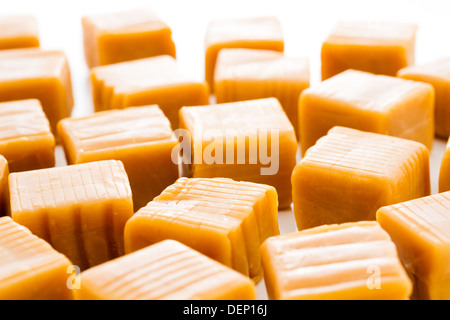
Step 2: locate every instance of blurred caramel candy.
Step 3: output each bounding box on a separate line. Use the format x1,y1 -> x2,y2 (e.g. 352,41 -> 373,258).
0,155 -> 8,217
0,15 -> 39,50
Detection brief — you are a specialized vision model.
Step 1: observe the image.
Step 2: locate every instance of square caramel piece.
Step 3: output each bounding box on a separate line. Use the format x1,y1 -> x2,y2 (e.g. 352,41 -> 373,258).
0,49 -> 74,134
214,48 -> 309,136
178,98 -> 297,209
439,136 -> 450,192
0,15 -> 39,50
0,155 -> 8,217
299,69 -> 434,156
82,8 -> 176,68
205,16 -> 284,92
377,192 -> 450,299
124,177 -> 279,282
321,21 -> 417,80
78,240 -> 256,300
261,221 -> 412,300
9,160 -> 134,271
58,105 -> 179,210
91,55 -> 209,128
398,57 -> 450,138
0,216 -> 74,300
292,127 -> 430,230
0,99 -> 55,173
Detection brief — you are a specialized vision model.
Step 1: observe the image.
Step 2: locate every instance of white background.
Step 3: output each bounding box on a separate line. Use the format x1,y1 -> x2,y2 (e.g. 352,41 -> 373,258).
2,0 -> 449,299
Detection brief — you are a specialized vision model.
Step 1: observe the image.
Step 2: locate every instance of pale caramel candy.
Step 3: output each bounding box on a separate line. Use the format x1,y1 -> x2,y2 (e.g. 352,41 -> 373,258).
0,15 -> 39,50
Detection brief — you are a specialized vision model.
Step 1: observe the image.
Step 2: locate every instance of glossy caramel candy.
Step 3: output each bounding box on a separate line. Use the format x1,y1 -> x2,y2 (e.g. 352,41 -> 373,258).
0,15 -> 39,50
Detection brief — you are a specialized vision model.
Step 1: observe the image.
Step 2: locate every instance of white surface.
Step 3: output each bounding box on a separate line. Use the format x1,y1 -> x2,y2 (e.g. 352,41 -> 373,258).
3,0 -> 450,300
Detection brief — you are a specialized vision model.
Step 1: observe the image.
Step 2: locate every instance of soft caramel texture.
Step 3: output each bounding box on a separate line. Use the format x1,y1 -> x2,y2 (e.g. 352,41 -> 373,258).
90,55 -> 209,128
377,192 -> 450,299
214,48 -> 309,136
9,160 -> 134,271
321,21 -> 417,80
0,99 -> 54,172
0,49 -> 74,134
398,57 -> 450,138
0,15 -> 39,50
58,105 -> 178,210
179,98 -> 297,209
205,16 -> 284,92
82,9 -> 176,68
439,137 -> 450,192
78,240 -> 256,300
124,177 -> 279,282
299,69 -> 434,155
0,216 -> 73,300
292,127 -> 430,230
0,155 -> 8,217
261,221 -> 412,300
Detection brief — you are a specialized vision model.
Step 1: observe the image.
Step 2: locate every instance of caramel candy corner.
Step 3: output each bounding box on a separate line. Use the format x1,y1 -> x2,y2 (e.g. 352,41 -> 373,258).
321,21 -> 417,80
292,126 -> 430,230
78,239 -> 256,300
82,8 -> 176,68
0,15 -> 39,50
9,160 -> 134,271
57,105 -> 179,210
299,69 -> 434,155
204,16 -> 284,92
0,155 -> 9,217
438,136 -> 450,193
260,221 -> 412,300
377,192 -> 450,299
0,216 -> 74,300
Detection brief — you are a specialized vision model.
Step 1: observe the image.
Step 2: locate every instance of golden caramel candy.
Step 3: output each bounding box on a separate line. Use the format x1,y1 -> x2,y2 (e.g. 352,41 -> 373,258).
0,216 -> 74,300
78,240 -> 256,300
58,105 -> 178,210
82,8 -> 176,68
0,155 -> 8,217
0,15 -> 39,50
292,127 -> 430,230
214,48 -> 309,136
261,221 -> 412,300
439,136 -> 450,192
321,21 -> 417,80
299,69 -> 434,155
205,16 -> 284,92
9,160 -> 134,271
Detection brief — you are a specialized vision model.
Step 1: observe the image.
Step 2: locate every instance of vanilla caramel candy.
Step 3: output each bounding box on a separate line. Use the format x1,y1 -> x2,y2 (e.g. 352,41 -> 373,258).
205,16 -> 284,92
398,57 -> 450,138
82,9 -> 176,68
261,221 -> 412,300
58,105 -> 178,210
299,69 -> 434,155
9,160 -> 133,271
79,240 -> 256,300
377,192 -> 450,299
0,155 -> 9,217
124,177 -> 279,281
0,15 -> 39,50
321,21 -> 417,80
292,127 -> 430,230
91,55 -> 209,127
178,98 -> 297,209
439,137 -> 450,192
0,49 -> 74,134
0,99 -> 54,172
0,216 -> 74,300
214,48 -> 309,136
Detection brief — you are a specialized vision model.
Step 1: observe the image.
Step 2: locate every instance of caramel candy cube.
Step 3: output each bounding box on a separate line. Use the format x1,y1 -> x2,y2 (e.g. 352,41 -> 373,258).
377,192 -> 450,299
178,98 -> 297,209
0,49 -> 74,134
91,55 -> 209,127
0,99 -> 54,172
124,177 -> 279,281
321,21 -> 417,80
0,15 -> 39,50
261,221 -> 412,300
439,137 -> 450,192
398,57 -> 450,138
214,48 -> 309,136
0,216 -> 74,300
292,127 -> 430,230
0,155 -> 8,217
79,240 -> 256,300
9,160 -> 134,271
205,16 -> 284,92
299,69 -> 434,155
82,9 -> 176,68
